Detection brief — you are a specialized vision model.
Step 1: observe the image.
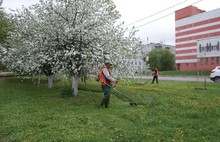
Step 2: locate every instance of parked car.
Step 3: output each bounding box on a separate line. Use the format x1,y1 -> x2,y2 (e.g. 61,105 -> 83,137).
210,66 -> 220,82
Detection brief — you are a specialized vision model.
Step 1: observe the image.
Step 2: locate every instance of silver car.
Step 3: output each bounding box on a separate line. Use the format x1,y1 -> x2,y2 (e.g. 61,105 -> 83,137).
210,66 -> 220,82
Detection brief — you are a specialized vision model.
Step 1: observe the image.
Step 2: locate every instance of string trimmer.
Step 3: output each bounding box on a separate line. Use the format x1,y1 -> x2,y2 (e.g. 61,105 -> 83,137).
104,82 -> 138,106
112,87 -> 138,106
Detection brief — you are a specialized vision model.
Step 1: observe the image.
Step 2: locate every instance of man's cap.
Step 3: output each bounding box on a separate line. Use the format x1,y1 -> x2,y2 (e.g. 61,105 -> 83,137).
104,60 -> 112,64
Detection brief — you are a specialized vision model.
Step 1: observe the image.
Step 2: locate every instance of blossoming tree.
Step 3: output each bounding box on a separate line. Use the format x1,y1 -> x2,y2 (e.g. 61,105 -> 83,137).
4,0 -> 142,96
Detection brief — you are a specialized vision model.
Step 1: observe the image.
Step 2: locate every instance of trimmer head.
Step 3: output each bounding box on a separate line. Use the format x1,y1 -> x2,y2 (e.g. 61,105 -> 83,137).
129,102 -> 138,106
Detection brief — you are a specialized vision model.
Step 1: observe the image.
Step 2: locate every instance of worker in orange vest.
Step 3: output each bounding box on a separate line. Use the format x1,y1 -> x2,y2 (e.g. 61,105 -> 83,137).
152,65 -> 159,84
98,60 -> 117,108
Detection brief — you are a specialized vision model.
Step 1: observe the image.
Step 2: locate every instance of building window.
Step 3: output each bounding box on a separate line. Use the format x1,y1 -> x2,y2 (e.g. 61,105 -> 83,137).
177,64 -> 180,71
217,57 -> 220,64
200,58 -> 204,65
206,58 -> 209,65
193,63 -> 196,67
139,62 -> 141,66
211,57 -> 214,65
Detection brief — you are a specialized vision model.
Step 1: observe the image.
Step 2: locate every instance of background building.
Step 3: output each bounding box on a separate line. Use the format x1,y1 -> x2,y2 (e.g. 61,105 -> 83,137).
175,6 -> 220,71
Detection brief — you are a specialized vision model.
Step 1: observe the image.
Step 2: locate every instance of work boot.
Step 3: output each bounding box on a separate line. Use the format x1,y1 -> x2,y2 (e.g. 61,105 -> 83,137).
98,100 -> 105,108
105,100 -> 109,108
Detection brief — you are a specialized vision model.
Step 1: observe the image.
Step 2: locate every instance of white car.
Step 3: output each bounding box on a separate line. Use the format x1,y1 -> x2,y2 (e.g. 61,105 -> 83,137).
210,66 -> 220,82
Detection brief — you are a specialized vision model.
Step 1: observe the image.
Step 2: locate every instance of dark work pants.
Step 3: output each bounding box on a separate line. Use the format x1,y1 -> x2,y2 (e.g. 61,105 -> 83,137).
100,85 -> 111,108
152,76 -> 158,84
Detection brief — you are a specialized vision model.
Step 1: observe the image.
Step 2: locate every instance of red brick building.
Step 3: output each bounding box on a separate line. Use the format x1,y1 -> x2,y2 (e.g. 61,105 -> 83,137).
175,6 -> 220,71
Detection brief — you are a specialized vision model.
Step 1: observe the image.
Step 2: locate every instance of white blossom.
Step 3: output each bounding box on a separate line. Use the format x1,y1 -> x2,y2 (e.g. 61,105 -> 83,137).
2,0 -> 142,96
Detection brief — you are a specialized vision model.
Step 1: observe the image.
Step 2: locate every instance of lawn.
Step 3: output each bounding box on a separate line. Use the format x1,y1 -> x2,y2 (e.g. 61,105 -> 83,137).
158,70 -> 211,76
0,76 -> 219,142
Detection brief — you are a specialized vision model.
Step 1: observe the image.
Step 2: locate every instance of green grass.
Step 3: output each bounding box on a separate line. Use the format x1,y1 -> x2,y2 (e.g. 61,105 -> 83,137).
0,76 -> 220,141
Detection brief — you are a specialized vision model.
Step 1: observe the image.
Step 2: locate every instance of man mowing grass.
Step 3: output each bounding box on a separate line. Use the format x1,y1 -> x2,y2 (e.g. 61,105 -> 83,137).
97,60 -> 117,108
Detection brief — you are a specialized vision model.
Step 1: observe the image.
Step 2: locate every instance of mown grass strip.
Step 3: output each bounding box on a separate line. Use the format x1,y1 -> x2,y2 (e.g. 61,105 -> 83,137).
0,77 -> 219,141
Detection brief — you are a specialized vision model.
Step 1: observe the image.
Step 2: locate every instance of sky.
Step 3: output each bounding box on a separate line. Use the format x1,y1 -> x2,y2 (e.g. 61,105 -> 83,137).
2,0 -> 220,46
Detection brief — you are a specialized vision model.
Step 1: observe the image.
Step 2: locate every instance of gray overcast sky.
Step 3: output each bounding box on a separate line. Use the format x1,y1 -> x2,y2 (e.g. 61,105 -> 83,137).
2,0 -> 220,45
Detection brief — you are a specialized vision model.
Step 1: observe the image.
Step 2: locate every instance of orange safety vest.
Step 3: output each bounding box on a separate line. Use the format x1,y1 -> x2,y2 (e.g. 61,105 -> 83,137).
154,68 -> 159,76
99,66 -> 113,86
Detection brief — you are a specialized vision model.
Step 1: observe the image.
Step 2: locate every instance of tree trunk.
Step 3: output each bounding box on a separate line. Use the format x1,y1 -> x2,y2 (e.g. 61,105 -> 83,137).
32,74 -> 35,83
37,70 -> 42,88
48,75 -> 53,89
72,74 -> 78,96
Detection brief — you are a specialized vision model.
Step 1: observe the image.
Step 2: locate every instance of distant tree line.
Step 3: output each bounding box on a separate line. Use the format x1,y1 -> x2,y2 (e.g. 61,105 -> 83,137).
148,48 -> 175,71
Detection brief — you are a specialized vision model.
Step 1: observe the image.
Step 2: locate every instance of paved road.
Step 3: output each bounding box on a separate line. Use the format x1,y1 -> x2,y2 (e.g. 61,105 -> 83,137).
131,75 -> 212,82
0,72 -> 212,83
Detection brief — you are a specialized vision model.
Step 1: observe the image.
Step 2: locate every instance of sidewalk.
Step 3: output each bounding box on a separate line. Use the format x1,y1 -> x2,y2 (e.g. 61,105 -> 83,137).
130,75 -> 212,82
0,72 -> 212,82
